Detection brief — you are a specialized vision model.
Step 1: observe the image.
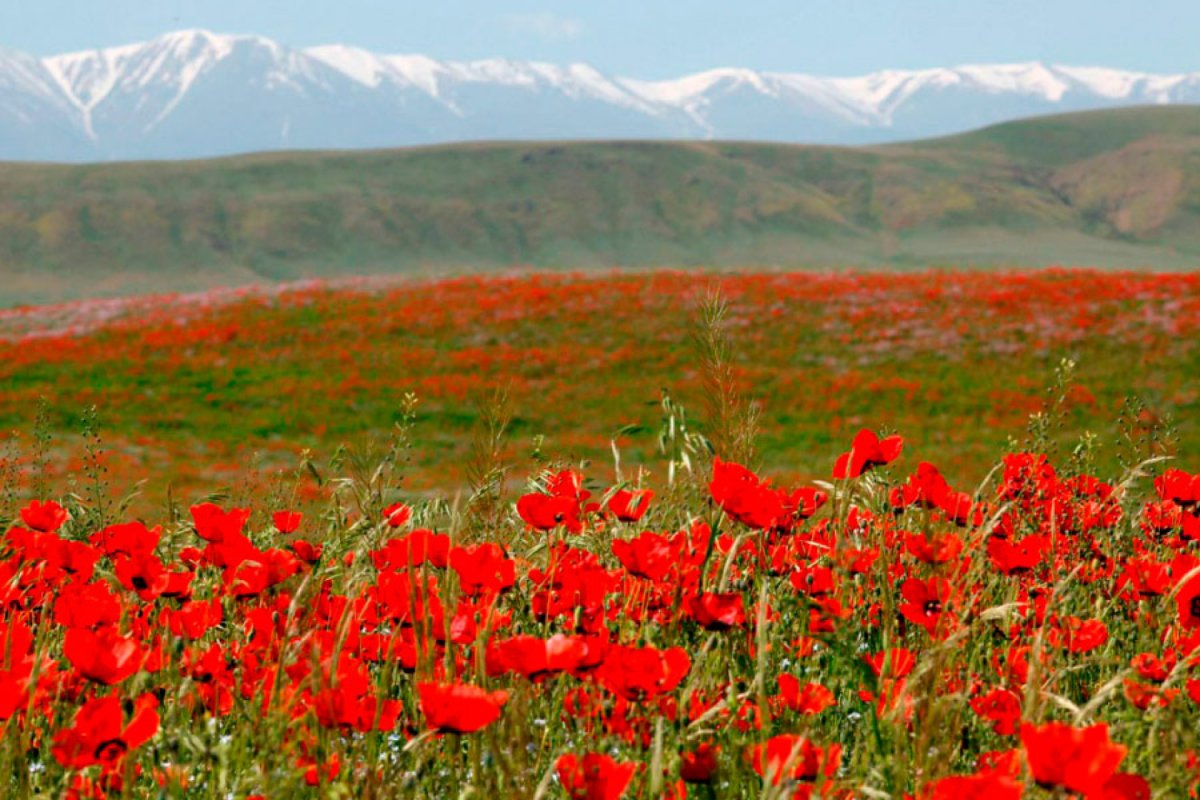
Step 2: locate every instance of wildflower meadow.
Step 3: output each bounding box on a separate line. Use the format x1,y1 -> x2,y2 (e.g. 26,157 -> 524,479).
0,271 -> 1198,798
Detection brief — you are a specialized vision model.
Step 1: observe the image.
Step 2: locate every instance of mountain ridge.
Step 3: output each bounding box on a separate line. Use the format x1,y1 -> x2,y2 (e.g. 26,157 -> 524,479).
2,29 -> 1200,161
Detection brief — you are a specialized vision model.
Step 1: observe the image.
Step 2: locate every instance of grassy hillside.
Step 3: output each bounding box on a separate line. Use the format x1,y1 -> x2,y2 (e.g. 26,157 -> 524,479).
2,106 -> 1200,304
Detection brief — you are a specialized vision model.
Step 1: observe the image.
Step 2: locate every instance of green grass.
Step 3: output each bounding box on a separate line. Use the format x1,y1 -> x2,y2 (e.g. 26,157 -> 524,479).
3,107 -> 1200,304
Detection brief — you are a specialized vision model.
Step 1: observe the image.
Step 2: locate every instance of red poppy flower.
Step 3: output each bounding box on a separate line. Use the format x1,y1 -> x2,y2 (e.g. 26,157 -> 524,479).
687,592 -> 746,630
555,753 -> 637,800
64,626 -> 146,685
1181,510 -> 1200,541
777,674 -> 836,715
709,459 -> 784,530
999,453 -> 1058,504
1116,557 -> 1172,598
288,539 -> 323,565
898,577 -> 955,634
905,532 -> 964,564
1130,652 -> 1173,683
0,671 -> 29,722
598,644 -> 690,701
1177,574 -> 1200,629
516,493 -> 582,533
312,663 -> 401,733
517,470 -> 589,532
970,688 -> 1022,735
487,634 -> 588,681
1141,500 -> 1182,534
976,748 -> 1023,777
612,531 -> 678,582
162,570 -> 196,600
1122,679 -> 1178,711
938,490 -> 974,526
383,502 -> 412,528
52,693 -> 159,770
1155,468 -> 1200,506
544,469 -> 589,500
1047,616 -> 1109,654
680,742 -> 720,784
992,645 -> 1032,687
114,553 -> 171,600
606,488 -> 653,522
417,681 -> 508,733
807,595 -> 850,634
376,571 -> 445,627
864,648 -> 916,681
1020,721 -> 1126,795
922,772 -> 1023,800
449,542 -> 515,596
891,462 -> 956,513
530,561 -> 620,631
272,510 -> 303,534
298,752 -> 341,787
860,647 -> 918,717
89,521 -> 161,559
40,535 -> 101,581
20,499 -> 69,533
779,487 -> 828,521
842,546 -> 881,575
190,503 -> 251,543
833,429 -> 903,479
221,545 -> 298,598
165,598 -> 222,639
745,735 -> 840,786
987,535 -> 1048,576
53,579 -> 122,629
1096,773 -> 1152,800
789,564 -> 836,596
371,529 -> 450,570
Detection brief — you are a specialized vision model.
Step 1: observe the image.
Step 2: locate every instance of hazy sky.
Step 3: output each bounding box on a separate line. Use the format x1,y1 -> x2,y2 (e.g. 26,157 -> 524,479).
5,0 -> 1197,77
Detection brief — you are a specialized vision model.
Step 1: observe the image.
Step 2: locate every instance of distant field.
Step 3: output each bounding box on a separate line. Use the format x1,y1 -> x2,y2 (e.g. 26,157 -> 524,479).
1,269 -> 1196,508
2,106 -> 1200,304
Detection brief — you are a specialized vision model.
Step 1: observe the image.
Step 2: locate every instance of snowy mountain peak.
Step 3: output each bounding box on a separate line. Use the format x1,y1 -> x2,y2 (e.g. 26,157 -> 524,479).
626,68 -> 774,107
2,30 -> 1198,162
45,31 -> 236,115
306,44 -> 394,88
0,46 -> 65,99
155,28 -> 236,55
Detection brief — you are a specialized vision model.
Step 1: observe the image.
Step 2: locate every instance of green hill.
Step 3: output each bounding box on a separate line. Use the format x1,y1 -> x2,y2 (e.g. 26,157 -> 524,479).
2,106 -> 1199,304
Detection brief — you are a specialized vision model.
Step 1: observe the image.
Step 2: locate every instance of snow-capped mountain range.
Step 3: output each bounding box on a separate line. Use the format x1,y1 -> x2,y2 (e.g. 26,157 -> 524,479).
2,29 -> 1199,162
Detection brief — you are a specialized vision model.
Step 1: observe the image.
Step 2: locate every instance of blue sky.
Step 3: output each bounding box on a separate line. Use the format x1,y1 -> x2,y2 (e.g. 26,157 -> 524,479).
5,0 -> 1197,76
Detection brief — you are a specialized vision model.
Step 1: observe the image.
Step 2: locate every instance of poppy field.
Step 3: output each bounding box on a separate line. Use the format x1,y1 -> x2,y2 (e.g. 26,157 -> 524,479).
1,268 -> 1200,798
0,269 -> 1198,502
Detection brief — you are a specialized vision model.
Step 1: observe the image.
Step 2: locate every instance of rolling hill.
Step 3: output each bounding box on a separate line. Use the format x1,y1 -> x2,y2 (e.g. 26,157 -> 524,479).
2,105 -> 1199,305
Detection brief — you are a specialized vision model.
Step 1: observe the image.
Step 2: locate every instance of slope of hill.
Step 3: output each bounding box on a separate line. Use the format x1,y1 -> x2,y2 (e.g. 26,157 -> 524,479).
3,29 -> 1200,161
1,106 -> 1198,305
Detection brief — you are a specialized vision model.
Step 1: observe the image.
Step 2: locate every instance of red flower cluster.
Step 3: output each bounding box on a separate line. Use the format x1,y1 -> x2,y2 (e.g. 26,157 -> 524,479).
711,458 -> 827,531
2,422 -> 1199,797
